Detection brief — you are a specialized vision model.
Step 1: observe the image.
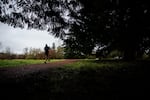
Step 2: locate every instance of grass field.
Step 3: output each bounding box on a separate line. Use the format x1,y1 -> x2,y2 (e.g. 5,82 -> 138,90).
0,59 -> 64,68
0,59 -> 150,100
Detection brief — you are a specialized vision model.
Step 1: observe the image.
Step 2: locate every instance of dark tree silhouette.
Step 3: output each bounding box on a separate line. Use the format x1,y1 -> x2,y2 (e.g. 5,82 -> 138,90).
52,42 -> 56,50
66,0 -> 150,60
1,0 -> 150,60
0,0 -> 79,38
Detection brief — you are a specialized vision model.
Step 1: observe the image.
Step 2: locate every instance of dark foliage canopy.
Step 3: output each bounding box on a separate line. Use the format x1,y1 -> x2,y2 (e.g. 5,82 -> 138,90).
0,0 -> 79,38
1,0 -> 150,60
66,0 -> 150,60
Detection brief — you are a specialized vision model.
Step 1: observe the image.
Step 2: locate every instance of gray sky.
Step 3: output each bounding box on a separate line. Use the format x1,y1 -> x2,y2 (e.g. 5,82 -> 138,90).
0,22 -> 63,54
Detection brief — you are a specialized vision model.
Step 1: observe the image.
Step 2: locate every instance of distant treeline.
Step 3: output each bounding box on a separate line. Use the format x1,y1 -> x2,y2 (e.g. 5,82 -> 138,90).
0,46 -> 64,59
1,46 -> 150,60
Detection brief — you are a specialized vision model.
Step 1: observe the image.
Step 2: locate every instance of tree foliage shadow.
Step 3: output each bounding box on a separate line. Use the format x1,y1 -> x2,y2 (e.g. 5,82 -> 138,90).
0,60 -> 150,100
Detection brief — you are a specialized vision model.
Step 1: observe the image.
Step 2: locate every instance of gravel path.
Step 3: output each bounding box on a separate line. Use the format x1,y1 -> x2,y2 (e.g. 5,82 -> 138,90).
0,59 -> 78,78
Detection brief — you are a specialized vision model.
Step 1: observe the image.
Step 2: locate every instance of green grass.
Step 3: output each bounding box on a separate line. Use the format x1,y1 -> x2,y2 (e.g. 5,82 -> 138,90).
50,60 -> 150,99
65,59 -> 135,69
0,59 -> 64,68
0,59 -> 149,100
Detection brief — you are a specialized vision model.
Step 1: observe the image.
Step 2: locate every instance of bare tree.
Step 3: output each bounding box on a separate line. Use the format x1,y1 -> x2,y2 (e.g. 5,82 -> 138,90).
0,42 -> 2,50
5,47 -> 11,54
23,47 -> 28,58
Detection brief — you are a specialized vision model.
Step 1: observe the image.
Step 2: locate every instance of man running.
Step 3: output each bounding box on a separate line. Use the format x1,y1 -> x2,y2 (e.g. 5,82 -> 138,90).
44,44 -> 50,63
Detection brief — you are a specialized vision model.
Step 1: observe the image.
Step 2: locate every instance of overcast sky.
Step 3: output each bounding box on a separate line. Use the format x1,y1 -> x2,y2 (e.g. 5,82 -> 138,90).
0,22 -> 63,54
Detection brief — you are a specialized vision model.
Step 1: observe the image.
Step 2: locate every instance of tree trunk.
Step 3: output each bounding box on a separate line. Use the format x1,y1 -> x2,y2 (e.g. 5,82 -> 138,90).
123,47 -> 136,61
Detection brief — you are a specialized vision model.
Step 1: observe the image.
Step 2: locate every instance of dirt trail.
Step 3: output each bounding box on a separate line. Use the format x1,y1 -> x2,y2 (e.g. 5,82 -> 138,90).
0,59 -> 78,78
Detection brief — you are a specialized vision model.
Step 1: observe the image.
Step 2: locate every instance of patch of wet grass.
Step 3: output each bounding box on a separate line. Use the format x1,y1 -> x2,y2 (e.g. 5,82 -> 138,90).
0,59 -> 64,68
0,60 -> 150,100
